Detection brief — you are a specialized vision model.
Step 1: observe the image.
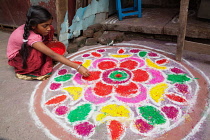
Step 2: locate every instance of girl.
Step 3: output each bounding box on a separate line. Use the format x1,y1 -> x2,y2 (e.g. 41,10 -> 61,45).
7,5 -> 90,80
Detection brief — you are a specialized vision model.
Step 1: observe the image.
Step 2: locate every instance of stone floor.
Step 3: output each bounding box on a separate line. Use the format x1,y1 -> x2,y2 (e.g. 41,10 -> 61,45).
102,8 -> 210,41
69,8 -> 210,54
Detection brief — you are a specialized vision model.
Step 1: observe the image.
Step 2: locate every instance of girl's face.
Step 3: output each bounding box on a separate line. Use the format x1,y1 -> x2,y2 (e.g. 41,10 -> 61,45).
33,19 -> 53,36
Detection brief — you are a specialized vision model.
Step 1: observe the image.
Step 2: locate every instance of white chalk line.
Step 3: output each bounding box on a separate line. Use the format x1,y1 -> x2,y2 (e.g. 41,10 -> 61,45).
29,82 -> 59,140
53,42 -> 201,135
115,43 -> 210,139
182,60 -> 210,140
29,43 -> 210,140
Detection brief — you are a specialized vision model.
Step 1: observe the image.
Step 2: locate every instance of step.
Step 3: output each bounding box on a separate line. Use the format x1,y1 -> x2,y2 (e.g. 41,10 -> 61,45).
101,8 -> 210,40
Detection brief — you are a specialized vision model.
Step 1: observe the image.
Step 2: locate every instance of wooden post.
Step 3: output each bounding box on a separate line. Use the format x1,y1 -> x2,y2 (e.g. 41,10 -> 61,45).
176,0 -> 190,61
68,0 -> 76,26
76,0 -> 92,10
76,0 -> 83,9
55,0 -> 68,38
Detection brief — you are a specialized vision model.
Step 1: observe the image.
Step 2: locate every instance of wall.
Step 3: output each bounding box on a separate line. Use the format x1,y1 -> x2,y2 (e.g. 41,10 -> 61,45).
0,0 -> 30,28
0,0 -> 57,30
30,0 -> 57,30
68,0 -> 109,39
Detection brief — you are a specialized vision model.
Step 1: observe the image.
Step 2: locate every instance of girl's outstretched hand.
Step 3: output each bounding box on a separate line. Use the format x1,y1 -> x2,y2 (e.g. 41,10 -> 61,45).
77,65 -> 90,77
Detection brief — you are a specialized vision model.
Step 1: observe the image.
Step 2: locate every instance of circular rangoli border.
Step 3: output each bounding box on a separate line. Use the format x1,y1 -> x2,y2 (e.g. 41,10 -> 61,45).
30,44 -> 210,140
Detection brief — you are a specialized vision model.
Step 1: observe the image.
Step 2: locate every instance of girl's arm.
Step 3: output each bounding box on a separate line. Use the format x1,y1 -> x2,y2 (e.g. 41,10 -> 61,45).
32,41 -> 90,77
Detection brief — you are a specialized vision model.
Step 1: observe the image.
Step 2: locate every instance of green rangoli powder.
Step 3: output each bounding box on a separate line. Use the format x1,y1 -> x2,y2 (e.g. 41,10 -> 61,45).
138,106 -> 166,125
54,74 -> 73,82
138,51 -> 147,57
67,104 -> 92,123
109,70 -> 128,81
167,74 -> 191,83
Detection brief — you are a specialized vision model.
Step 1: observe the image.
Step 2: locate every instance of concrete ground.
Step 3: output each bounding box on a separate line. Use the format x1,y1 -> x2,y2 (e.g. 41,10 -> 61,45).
0,8 -> 210,140
1,30 -> 210,140
0,31 -> 50,140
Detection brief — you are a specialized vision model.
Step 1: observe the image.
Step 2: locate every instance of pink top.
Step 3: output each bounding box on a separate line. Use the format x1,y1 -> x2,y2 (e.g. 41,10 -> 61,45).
7,24 -> 43,59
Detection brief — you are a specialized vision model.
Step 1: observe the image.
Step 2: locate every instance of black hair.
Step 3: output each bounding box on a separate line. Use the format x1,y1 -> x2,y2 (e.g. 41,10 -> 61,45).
19,5 -> 52,69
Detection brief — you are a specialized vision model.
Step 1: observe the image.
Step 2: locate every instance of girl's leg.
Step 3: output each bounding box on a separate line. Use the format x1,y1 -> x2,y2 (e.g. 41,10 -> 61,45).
8,47 -> 53,80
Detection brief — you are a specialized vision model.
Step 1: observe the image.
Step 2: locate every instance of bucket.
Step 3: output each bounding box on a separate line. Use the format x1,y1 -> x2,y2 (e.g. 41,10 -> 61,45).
46,41 -> 66,55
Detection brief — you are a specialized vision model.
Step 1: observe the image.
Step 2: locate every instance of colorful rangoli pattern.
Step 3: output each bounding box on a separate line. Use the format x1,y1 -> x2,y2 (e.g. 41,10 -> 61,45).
41,46 -> 198,139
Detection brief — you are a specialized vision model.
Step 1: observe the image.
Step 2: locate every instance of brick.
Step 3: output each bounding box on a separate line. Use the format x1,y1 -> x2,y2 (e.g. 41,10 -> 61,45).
87,23 -> 102,32
73,36 -> 87,47
85,38 -> 98,46
93,30 -> 103,39
83,29 -> 94,38
98,31 -> 125,45
67,43 -> 79,53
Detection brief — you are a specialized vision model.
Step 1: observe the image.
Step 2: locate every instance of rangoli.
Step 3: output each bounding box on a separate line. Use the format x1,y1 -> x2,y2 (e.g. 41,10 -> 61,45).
30,44 -> 209,140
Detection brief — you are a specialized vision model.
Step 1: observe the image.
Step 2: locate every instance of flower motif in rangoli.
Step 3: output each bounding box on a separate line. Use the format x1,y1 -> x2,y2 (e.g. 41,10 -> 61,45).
77,57 -> 158,105
43,47 -> 197,139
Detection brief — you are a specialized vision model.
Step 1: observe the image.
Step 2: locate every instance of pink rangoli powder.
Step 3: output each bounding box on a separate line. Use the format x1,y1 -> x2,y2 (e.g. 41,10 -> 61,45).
74,122 -> 95,137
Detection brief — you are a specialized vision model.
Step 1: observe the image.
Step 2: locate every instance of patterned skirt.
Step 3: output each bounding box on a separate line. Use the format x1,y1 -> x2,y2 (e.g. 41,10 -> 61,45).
8,48 -> 53,81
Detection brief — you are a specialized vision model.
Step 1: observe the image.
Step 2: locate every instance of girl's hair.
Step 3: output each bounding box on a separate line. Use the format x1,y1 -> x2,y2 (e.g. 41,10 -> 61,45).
19,5 -> 52,69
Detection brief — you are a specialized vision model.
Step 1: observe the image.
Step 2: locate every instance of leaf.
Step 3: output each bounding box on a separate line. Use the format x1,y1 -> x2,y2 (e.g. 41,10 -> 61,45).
138,106 -> 166,125
54,74 -> 73,82
67,104 -> 92,123
45,95 -> 67,105
166,94 -> 187,103
167,74 -> 191,83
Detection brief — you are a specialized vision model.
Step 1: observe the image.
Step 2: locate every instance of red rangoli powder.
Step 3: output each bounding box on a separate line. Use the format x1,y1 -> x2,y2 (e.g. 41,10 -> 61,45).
118,49 -> 125,54
72,61 -> 83,65
82,71 -> 101,81
108,120 -> 124,140
115,82 -> 138,97
91,52 -> 101,57
45,95 -> 67,105
98,61 -> 117,70
50,47 -> 65,55
120,60 -> 138,70
115,74 -> 122,78
94,82 -> 112,96
166,94 -> 187,103
156,59 -> 169,65
132,69 -> 149,82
